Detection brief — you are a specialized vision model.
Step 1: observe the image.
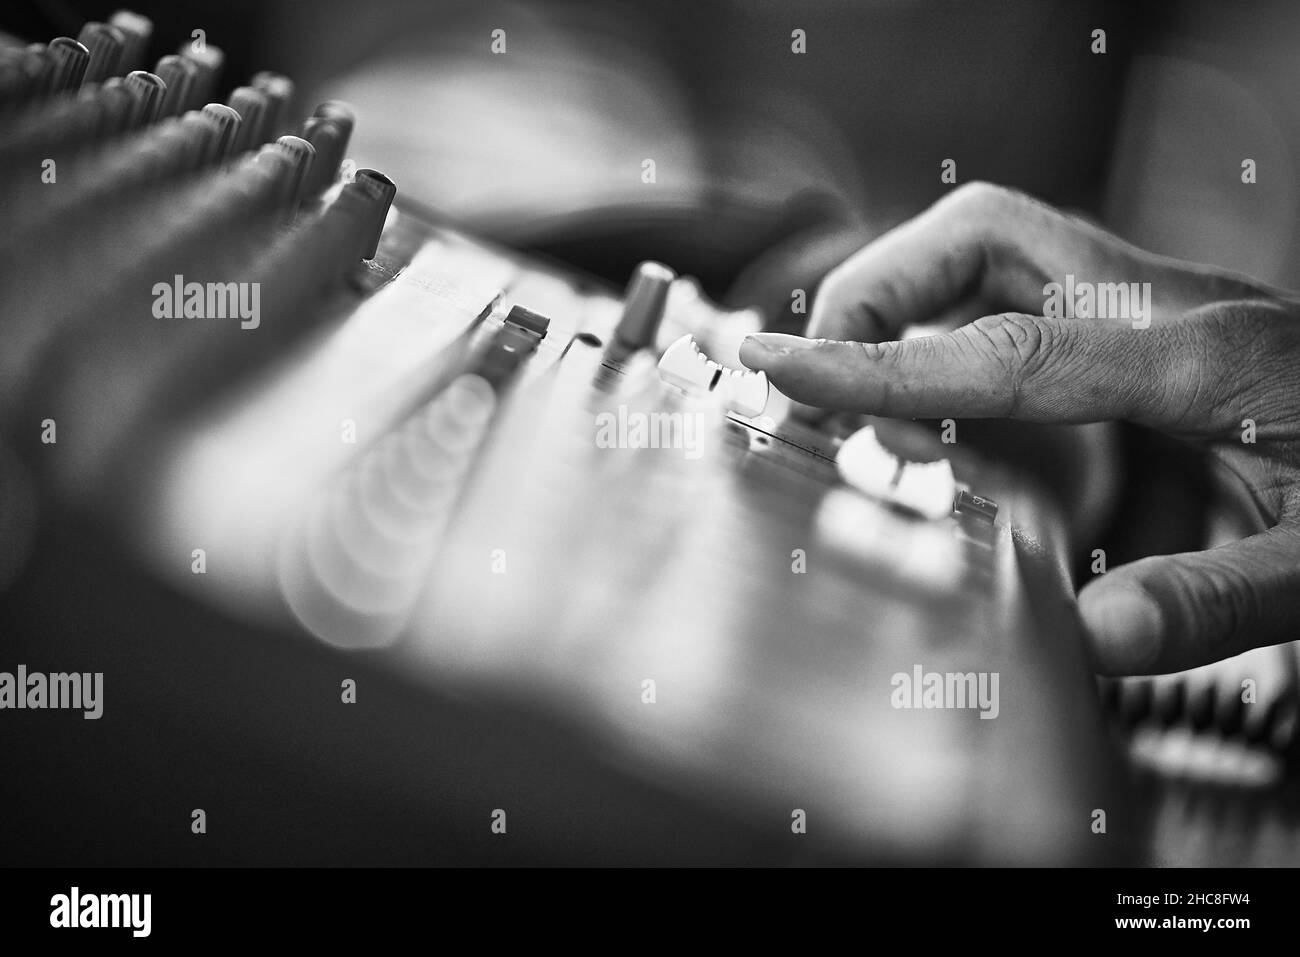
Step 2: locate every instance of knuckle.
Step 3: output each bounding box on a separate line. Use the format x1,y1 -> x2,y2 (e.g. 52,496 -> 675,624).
1145,322 -> 1223,428
960,313 -> 1055,413
855,341 -> 899,410
1186,302 -> 1279,371
857,339 -> 896,362
1163,300 -> 1300,431
943,180 -> 1017,213
976,312 -> 1049,359
1169,558 -> 1264,653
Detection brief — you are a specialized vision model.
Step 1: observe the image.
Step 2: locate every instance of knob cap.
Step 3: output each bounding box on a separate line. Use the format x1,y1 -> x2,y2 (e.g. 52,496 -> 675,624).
613,260 -> 675,355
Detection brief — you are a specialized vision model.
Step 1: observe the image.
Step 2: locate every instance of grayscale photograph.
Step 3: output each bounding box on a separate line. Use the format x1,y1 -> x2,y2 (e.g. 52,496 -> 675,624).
0,0 -> 1295,939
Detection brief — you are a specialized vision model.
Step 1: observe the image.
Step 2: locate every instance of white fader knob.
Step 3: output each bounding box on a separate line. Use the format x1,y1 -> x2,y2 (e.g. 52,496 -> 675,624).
657,333 -> 770,418
836,425 -> 956,520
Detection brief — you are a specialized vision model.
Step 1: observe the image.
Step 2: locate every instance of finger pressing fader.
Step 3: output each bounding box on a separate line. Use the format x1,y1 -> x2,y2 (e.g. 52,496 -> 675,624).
657,333 -> 769,418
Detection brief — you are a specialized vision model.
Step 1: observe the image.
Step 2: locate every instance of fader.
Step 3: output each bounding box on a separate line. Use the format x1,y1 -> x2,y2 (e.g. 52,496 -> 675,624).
657,333 -> 770,417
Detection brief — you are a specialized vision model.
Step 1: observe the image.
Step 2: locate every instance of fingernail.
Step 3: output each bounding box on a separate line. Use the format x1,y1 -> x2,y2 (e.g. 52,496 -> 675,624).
740,335 -> 773,360
743,333 -> 818,356
1079,585 -> 1164,674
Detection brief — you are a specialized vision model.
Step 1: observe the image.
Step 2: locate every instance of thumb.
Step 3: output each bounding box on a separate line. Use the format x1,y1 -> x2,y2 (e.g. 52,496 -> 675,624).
1079,525 -> 1300,675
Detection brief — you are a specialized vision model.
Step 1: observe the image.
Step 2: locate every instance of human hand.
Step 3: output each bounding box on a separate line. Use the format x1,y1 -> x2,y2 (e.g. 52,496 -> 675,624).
740,183 -> 1300,676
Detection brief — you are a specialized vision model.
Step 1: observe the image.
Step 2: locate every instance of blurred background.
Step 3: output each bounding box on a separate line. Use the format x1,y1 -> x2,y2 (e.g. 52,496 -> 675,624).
9,0 -> 1299,306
